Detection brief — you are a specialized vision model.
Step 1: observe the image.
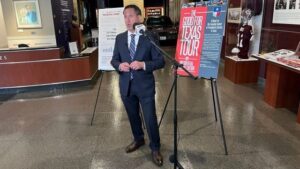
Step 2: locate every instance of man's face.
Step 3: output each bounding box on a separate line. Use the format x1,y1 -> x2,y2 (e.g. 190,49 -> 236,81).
123,8 -> 140,32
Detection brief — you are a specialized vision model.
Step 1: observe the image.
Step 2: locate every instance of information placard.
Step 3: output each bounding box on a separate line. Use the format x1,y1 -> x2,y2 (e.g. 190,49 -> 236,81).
98,8 -> 126,70
199,5 -> 227,79
176,4 -> 227,79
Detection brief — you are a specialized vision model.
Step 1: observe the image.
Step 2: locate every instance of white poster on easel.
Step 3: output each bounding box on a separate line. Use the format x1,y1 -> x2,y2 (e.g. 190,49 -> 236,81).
98,8 -> 126,70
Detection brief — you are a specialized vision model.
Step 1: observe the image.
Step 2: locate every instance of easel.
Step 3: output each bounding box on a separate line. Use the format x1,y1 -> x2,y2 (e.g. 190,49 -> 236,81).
158,77 -> 228,156
90,70 -> 104,126
157,3 -> 229,168
90,71 -> 146,129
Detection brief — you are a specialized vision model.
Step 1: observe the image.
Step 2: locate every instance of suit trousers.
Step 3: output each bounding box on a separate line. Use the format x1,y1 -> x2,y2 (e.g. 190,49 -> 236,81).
121,78 -> 161,151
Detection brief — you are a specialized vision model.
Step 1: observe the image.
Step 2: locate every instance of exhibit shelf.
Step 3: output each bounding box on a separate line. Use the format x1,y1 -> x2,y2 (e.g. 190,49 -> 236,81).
224,56 -> 259,84
253,53 -> 300,123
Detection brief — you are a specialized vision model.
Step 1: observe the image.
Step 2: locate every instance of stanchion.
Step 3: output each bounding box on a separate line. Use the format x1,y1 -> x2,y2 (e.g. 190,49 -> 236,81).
142,32 -> 197,168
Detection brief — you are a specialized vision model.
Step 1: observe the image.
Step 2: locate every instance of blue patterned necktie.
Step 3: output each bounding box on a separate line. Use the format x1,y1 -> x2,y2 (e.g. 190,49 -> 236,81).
129,34 -> 136,79
129,34 -> 136,60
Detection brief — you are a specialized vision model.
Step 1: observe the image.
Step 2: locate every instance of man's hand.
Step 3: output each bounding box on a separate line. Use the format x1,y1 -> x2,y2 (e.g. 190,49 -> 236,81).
130,61 -> 145,70
119,62 -> 130,72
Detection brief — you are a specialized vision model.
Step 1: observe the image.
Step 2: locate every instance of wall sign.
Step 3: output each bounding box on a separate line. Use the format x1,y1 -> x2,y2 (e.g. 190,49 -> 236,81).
145,7 -> 163,17
273,0 -> 300,25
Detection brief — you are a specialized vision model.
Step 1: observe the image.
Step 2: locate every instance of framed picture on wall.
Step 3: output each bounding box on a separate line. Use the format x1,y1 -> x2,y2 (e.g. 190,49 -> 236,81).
13,0 -> 42,28
272,0 -> 300,25
227,8 -> 241,24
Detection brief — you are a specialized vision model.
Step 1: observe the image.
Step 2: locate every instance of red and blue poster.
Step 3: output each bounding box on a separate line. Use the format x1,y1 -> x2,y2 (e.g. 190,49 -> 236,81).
176,2 -> 227,79
175,7 -> 207,76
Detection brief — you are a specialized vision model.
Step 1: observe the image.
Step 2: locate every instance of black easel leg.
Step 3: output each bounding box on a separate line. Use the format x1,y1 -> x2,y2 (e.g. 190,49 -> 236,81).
210,78 -> 218,122
90,71 -> 104,126
212,79 -> 228,155
169,69 -> 184,169
174,72 -> 178,169
158,80 -> 176,128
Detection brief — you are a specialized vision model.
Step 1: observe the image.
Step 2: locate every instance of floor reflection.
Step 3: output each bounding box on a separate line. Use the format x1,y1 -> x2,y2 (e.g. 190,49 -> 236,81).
0,47 -> 299,169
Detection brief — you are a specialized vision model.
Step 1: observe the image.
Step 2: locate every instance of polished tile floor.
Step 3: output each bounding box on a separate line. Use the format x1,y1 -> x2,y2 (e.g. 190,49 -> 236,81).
0,47 -> 300,169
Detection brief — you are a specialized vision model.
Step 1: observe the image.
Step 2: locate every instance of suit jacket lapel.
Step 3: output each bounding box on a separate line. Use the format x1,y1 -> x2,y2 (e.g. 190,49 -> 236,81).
121,31 -> 131,61
134,35 -> 145,61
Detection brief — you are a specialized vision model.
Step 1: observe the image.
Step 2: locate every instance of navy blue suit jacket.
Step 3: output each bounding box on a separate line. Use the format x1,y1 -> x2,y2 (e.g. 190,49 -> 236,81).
111,31 -> 165,97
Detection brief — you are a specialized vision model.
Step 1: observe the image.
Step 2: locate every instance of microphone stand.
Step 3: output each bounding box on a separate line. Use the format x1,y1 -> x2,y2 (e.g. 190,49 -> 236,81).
142,31 -> 197,169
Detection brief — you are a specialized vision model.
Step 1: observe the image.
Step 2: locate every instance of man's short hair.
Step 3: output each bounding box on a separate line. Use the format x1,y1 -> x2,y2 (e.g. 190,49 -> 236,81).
124,4 -> 142,16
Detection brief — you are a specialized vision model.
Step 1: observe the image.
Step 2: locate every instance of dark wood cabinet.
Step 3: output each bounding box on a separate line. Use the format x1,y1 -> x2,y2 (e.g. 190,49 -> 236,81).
224,56 -> 260,84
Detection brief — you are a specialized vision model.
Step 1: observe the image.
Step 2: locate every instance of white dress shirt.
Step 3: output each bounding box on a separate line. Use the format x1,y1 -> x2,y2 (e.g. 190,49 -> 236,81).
127,31 -> 146,70
127,31 -> 140,50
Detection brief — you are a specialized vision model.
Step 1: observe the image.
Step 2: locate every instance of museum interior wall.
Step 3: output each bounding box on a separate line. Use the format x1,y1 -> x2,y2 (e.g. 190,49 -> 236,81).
224,0 -> 300,120
0,0 -> 56,48
0,0 -> 98,89
0,2 -> 8,48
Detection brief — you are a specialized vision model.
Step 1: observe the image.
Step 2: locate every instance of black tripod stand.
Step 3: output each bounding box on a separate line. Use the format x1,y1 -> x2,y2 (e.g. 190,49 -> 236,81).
90,71 -> 104,126
156,1 -> 229,157
143,32 -> 197,169
158,73 -> 229,156
169,64 -> 196,169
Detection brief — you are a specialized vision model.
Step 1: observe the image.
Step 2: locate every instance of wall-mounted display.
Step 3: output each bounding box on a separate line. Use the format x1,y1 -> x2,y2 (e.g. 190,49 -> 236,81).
227,8 -> 241,24
145,7 -> 163,17
273,0 -> 300,25
13,0 -> 42,28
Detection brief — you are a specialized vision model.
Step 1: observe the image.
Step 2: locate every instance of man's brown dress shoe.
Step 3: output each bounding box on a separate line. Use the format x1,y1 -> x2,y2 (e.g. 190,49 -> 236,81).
152,150 -> 163,166
125,140 -> 145,153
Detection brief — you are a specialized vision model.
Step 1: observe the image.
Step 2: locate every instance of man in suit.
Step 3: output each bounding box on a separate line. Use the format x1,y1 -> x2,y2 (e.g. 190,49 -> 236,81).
111,4 -> 165,167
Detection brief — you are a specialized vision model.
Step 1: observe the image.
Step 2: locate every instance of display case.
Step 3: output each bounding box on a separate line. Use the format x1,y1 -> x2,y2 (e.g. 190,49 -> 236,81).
253,50 -> 300,123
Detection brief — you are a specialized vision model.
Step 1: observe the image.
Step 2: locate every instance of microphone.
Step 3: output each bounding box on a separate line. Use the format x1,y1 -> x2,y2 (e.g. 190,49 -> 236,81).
133,22 -> 146,35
